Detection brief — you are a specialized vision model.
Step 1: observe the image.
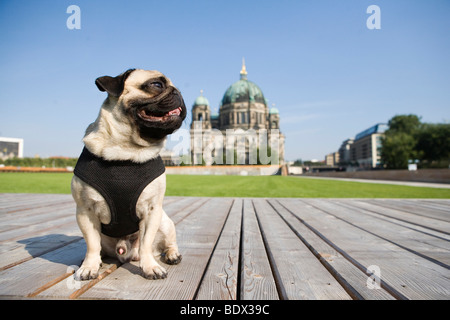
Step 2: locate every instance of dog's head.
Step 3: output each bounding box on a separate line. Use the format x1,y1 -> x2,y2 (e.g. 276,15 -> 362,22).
95,69 -> 187,141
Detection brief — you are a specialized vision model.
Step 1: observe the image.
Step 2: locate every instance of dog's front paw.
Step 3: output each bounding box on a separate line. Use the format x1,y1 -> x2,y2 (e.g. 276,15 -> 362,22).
74,256 -> 102,280
75,262 -> 101,280
141,263 -> 167,280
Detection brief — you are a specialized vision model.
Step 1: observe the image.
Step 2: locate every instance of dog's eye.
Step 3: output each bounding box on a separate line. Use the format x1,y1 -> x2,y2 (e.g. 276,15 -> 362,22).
150,82 -> 163,88
141,80 -> 165,92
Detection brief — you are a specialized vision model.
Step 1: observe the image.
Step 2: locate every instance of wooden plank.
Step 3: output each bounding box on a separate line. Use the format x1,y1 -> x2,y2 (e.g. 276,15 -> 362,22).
0,193 -> 55,208
0,197 -> 74,227
0,200 -> 75,226
1,194 -> 448,300
307,199 -> 450,268
279,199 -> 450,300
252,199 -> 351,300
0,206 -> 74,236
0,213 -> 77,244
170,198 -> 210,225
367,199 -> 450,222
0,195 -> 76,242
0,233 -> 82,271
0,194 -> 73,214
347,200 -> 450,238
196,199 -> 242,300
407,199 -> 450,213
240,199 -> 279,300
0,239 -> 86,298
78,198 -> 233,299
269,199 -> 395,300
163,196 -> 204,219
36,257 -> 120,299
0,201 -> 78,268
420,199 -> 450,207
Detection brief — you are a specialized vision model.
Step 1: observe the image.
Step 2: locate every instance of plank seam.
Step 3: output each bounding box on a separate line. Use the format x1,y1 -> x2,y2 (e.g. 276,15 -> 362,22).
70,262 -> 121,299
4,201 -> 75,214
366,201 -> 450,224
0,220 -> 77,244
0,236 -> 83,272
276,199 -> 408,300
192,199 -> 235,300
236,199 -> 244,301
172,198 -> 210,225
266,200 -> 364,300
306,200 -> 450,270
0,211 -> 75,234
27,272 -> 75,298
349,201 -> 450,237
252,200 -> 286,300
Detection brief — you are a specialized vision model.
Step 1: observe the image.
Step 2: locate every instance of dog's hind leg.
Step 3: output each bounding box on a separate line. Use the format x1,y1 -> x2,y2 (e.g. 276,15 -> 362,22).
159,210 -> 182,265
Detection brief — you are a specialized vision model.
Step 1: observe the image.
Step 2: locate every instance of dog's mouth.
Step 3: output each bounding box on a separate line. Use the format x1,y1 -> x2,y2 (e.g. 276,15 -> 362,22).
137,106 -> 183,123
130,88 -> 187,140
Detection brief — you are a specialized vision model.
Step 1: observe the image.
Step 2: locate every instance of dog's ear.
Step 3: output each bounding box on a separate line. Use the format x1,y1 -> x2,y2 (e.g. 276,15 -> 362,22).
95,69 -> 136,97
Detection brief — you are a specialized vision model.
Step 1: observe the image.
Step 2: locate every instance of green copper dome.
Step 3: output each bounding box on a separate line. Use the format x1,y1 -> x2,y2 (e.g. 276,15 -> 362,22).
193,92 -> 209,107
269,107 -> 279,114
221,60 -> 266,106
221,79 -> 266,106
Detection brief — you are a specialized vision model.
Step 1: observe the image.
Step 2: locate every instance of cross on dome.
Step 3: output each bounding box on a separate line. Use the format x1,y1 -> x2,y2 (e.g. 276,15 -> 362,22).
240,57 -> 248,80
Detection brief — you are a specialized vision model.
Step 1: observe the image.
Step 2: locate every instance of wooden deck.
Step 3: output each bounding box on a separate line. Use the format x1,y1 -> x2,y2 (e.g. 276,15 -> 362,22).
0,193 -> 449,300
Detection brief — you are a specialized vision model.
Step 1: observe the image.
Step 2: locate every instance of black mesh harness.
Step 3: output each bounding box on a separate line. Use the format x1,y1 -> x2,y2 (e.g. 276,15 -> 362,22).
74,147 -> 166,237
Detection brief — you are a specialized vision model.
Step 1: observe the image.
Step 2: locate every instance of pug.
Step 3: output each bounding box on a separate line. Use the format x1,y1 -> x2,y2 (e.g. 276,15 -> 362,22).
71,69 -> 186,280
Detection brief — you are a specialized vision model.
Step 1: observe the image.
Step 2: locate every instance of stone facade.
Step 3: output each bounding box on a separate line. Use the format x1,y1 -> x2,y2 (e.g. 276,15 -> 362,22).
190,61 -> 285,165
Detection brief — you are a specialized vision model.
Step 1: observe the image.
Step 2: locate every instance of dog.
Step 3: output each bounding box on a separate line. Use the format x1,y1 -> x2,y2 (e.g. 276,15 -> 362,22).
71,69 -> 186,280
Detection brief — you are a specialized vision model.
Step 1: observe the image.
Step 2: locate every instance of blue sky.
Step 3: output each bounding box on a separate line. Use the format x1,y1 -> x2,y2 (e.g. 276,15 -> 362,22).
0,0 -> 449,161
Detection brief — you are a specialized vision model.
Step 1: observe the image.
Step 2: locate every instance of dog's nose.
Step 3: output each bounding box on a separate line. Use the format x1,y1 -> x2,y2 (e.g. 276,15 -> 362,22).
158,88 -> 184,111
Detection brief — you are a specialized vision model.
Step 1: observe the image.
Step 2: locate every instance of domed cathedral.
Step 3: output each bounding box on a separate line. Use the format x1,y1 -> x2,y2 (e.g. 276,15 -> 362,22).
190,60 -> 285,165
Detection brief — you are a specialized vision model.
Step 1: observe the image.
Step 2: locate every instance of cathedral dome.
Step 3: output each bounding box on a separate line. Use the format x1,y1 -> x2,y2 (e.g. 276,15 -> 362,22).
269,107 -> 279,114
221,80 -> 266,106
221,60 -> 266,106
193,91 -> 209,107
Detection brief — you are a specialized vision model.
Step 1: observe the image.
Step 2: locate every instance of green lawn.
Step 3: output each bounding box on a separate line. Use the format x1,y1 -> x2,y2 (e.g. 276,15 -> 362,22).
0,172 -> 74,194
0,172 -> 449,198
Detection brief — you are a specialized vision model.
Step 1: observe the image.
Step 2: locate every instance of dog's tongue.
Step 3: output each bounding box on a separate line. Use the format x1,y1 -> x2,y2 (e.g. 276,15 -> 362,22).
118,248 -> 124,255
167,107 -> 181,116
138,106 -> 182,121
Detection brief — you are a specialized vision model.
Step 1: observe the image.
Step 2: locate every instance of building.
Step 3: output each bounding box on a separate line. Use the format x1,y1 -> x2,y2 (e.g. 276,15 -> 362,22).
350,123 -> 387,169
0,137 -> 24,160
190,61 -> 285,165
325,152 -> 340,166
338,138 -> 354,165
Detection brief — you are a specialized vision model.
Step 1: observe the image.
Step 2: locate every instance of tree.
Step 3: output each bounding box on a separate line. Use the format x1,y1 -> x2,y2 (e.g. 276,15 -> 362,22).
387,114 -> 421,135
381,132 -> 417,169
381,114 -> 449,169
381,114 -> 421,169
415,123 -> 450,164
